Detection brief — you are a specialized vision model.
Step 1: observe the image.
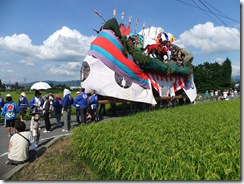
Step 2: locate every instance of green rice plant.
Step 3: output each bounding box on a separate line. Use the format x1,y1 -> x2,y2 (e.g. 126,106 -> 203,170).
71,98 -> 240,180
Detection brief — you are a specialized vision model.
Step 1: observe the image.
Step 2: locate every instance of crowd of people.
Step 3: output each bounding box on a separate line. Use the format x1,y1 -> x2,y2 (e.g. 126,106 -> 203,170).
198,88 -> 238,102
0,87 -> 100,166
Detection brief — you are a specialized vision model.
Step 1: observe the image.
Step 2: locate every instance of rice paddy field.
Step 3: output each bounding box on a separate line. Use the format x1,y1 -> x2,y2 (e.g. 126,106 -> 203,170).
71,98 -> 240,180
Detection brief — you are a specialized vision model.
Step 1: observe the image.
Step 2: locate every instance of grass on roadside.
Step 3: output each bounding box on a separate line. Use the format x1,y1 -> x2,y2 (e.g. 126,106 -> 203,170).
11,136 -> 92,180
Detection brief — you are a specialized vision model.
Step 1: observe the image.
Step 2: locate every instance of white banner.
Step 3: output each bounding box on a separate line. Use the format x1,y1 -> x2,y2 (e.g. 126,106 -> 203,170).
81,55 -> 157,105
183,74 -> 197,102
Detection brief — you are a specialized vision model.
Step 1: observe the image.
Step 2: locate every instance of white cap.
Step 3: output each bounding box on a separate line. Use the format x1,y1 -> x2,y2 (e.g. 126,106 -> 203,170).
76,91 -> 80,94
21,92 -> 26,97
6,94 -> 11,97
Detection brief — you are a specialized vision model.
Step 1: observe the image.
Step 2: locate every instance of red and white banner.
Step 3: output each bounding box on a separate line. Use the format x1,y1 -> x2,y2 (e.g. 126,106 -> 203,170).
147,72 -> 197,102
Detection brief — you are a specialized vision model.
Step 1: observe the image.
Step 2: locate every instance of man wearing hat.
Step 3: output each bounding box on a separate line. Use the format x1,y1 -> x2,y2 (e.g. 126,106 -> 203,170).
18,92 -> 29,122
1,94 -> 20,137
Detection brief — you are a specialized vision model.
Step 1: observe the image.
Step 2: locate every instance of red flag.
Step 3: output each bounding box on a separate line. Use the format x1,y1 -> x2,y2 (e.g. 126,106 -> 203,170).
124,25 -> 131,35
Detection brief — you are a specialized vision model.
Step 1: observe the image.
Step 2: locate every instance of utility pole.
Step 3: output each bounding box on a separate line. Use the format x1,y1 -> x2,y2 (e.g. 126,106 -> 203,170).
24,77 -> 26,89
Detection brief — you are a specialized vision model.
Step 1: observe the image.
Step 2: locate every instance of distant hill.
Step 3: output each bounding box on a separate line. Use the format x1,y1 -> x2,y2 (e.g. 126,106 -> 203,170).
232,75 -> 240,82
22,80 -> 80,87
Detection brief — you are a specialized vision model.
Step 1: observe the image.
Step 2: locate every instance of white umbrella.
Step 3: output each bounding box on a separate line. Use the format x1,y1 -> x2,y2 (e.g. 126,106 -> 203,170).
31,81 -> 51,90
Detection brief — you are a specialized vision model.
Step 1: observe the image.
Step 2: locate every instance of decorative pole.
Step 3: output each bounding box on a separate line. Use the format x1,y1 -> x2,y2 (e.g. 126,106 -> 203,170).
113,9 -> 116,17
129,15 -> 132,25
134,18 -> 139,34
121,12 -> 125,23
142,22 -> 146,36
93,9 -> 106,23
148,25 -> 151,44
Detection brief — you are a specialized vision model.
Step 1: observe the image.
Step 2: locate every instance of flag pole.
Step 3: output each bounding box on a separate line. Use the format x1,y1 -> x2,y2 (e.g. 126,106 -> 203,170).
93,9 -> 106,23
134,18 -> 139,34
142,22 -> 146,36
113,9 -> 116,18
121,12 -> 125,24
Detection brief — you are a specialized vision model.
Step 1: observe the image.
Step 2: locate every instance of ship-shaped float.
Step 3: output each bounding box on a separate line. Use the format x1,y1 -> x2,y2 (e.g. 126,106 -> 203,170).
81,17 -> 197,105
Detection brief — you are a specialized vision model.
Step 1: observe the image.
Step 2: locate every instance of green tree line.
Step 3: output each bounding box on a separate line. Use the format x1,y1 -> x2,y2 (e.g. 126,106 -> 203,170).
193,57 -> 238,93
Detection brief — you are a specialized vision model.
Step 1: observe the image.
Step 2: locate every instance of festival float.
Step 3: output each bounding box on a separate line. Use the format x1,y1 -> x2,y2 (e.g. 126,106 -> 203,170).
80,10 -> 197,105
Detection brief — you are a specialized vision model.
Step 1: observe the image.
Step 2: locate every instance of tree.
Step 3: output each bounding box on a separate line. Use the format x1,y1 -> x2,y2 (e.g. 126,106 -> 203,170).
193,57 -> 232,93
220,57 -> 232,89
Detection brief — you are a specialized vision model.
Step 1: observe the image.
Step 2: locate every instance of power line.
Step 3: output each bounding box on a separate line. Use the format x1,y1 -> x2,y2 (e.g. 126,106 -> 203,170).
197,0 -> 240,38
176,0 -> 239,39
202,0 -> 239,23
175,0 -> 238,22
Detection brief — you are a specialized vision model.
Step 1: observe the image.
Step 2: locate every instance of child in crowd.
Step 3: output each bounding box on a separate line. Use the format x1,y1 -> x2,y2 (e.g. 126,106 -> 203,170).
32,114 -> 40,149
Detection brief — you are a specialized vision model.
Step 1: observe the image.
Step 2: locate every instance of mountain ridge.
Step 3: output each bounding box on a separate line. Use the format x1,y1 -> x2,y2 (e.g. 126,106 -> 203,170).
19,80 -> 81,87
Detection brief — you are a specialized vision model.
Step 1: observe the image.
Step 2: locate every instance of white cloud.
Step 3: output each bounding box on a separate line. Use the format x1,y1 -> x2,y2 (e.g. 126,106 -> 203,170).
0,34 -> 35,56
0,26 -> 96,62
38,26 -> 95,61
19,59 -> 34,66
45,62 -> 81,76
0,26 -> 95,82
175,22 -> 240,54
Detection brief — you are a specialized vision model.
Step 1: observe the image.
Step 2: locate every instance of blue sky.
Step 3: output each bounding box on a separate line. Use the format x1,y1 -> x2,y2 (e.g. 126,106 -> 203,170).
0,0 -> 241,84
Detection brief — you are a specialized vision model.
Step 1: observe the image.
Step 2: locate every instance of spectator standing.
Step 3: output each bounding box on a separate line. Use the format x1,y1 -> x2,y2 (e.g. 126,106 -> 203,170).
204,91 -> 209,102
74,88 -> 88,125
210,90 -> 214,101
62,89 -> 73,132
88,89 -> 99,122
42,95 -> 51,133
234,89 -> 238,97
229,89 -> 234,99
1,94 -> 20,137
48,93 -> 54,117
217,90 -> 222,101
215,90 -> 218,101
53,94 -> 63,126
73,91 -> 81,124
223,89 -> 228,100
18,92 -> 29,122
5,121 -> 34,165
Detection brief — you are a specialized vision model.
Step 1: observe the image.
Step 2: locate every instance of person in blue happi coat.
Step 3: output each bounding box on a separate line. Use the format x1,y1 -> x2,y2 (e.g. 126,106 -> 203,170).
88,89 -> 99,122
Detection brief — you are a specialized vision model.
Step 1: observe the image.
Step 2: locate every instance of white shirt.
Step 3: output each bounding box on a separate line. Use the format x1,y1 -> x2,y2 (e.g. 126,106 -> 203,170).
8,131 -> 32,162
